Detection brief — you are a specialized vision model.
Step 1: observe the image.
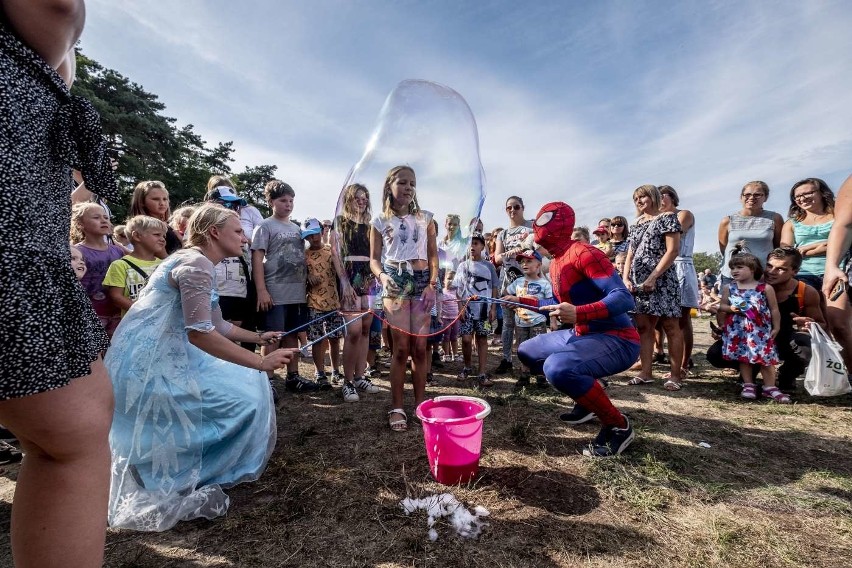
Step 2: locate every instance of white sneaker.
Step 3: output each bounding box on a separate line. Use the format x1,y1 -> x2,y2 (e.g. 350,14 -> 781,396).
342,381 -> 360,403
354,377 -> 380,394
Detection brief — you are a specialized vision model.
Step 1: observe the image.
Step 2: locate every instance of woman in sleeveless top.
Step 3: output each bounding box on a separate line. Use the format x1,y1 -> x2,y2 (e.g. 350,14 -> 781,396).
334,183 -> 375,402
822,174 -> 852,373
659,186 -> 698,374
717,181 -> 784,284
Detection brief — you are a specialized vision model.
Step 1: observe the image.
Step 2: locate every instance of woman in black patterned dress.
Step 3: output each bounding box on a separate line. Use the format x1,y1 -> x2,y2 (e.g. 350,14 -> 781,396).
0,2 -> 117,565
622,185 -> 685,390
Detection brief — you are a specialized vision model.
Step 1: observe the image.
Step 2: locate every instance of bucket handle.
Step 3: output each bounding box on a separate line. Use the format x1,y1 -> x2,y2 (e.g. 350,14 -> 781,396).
432,395 -> 492,421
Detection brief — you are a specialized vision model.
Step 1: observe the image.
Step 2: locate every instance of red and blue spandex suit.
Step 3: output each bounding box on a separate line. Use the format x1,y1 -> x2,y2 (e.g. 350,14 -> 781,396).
516,202 -> 640,427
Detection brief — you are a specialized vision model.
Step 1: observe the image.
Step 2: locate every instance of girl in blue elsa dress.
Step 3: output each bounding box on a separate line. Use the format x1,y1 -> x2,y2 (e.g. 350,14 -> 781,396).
105,204 -> 295,531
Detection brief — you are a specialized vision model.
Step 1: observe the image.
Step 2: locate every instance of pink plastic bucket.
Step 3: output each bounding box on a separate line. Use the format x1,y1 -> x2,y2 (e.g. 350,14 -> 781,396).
416,396 -> 491,485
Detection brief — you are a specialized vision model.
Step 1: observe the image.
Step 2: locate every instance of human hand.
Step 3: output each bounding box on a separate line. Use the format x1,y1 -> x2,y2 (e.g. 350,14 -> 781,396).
258,348 -> 294,371
639,278 -> 657,293
257,331 -> 284,345
541,302 -> 577,325
823,265 -> 848,299
421,284 -> 437,312
256,290 -> 273,312
501,294 -> 519,304
380,273 -> 400,295
623,278 -> 635,293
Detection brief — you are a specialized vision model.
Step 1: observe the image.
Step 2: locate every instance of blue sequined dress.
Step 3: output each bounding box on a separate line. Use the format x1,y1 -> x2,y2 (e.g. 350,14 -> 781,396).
105,248 -> 275,531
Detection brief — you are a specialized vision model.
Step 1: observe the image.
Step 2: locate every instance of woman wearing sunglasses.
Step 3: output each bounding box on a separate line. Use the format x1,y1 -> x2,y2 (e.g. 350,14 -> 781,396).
492,196 -> 536,375
718,181 -> 784,285
610,216 -> 630,256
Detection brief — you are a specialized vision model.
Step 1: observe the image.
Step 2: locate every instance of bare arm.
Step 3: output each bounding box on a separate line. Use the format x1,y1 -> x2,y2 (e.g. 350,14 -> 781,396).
622,243 -> 635,292
106,286 -> 132,312
780,220 -> 795,248
1,0 -> 85,69
718,216 -> 730,256
493,231 -> 506,268
717,285 -> 730,328
427,221 -> 439,285
251,249 -> 271,311
772,213 -> 784,248
642,231 -> 680,290
677,209 -> 694,234
188,329 -> 292,372
823,174 -> 852,297
764,285 -> 780,338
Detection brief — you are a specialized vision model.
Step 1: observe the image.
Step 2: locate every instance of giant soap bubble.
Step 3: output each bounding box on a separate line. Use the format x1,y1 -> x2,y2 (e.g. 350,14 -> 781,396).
334,79 -> 486,283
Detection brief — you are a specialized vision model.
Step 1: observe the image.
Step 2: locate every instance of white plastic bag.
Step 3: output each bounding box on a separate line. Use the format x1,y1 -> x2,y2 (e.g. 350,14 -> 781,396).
804,324 -> 851,397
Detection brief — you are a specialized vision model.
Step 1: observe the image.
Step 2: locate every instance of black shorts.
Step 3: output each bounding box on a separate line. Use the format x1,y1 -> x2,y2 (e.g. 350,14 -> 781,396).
219,295 -> 251,322
264,303 -> 308,333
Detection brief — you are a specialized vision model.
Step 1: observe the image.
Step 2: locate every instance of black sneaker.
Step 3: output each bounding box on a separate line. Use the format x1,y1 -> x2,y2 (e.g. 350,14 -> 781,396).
0,440 -> 22,465
560,404 -> 597,425
330,370 -> 343,385
534,375 -> 549,389
365,366 -> 381,378
493,359 -> 513,375
285,375 -> 320,393
583,417 -> 634,457
426,372 -> 434,384
314,372 -> 332,391
514,374 -> 531,389
431,351 -> 444,368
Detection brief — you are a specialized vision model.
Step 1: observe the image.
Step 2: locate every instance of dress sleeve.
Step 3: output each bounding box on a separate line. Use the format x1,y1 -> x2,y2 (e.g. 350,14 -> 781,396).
659,213 -> 682,234
170,253 -> 218,333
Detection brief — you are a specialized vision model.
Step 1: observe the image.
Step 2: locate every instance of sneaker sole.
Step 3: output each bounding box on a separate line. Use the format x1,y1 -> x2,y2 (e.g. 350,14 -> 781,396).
560,412 -> 597,425
582,430 -> 635,457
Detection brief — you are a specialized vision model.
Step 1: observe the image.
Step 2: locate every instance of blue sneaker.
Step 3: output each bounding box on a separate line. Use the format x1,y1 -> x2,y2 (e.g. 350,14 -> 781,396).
560,404 -> 596,425
582,417 -> 634,457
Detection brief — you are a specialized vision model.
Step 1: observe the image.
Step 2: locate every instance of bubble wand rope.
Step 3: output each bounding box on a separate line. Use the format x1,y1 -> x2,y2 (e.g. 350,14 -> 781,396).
298,310 -> 371,356
276,309 -> 339,338
474,295 -> 549,313
358,296 -> 478,338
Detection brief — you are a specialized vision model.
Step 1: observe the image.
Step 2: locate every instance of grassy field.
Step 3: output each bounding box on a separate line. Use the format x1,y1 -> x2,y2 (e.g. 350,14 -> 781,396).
1,320 -> 850,567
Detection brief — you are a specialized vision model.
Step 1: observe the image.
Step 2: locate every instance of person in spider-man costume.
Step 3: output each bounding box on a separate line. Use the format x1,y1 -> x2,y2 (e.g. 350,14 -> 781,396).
513,201 -> 640,457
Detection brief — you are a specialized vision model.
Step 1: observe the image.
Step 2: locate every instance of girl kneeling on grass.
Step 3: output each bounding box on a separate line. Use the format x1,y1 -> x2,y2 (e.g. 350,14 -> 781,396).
718,245 -> 786,402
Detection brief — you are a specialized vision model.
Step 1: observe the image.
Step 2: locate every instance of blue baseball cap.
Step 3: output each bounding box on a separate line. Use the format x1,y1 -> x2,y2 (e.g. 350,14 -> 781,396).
301,217 -> 322,239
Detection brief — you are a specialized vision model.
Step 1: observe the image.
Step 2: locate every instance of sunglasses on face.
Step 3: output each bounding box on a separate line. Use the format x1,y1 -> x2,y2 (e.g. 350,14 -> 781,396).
506,204 -> 522,211
611,223 -> 624,227
742,193 -> 765,200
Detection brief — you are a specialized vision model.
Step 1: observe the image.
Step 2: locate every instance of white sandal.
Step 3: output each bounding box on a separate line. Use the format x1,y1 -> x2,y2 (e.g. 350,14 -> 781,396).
388,408 -> 408,432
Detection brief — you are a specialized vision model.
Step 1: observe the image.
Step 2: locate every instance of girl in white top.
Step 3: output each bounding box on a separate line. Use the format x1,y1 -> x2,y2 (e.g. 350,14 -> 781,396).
370,166 -> 438,432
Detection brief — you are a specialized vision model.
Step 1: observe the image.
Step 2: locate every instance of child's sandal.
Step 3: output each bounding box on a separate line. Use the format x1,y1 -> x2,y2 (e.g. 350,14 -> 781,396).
740,383 -> 757,400
763,386 -> 792,404
388,408 -> 408,431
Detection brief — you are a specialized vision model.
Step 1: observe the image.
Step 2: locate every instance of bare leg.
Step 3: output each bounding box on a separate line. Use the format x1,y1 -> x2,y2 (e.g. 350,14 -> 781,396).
311,338 -> 328,375
476,335 -> 488,375
740,362 -> 754,384
760,364 -> 777,387
827,291 -> 852,370
635,313 -> 659,380
679,307 -> 694,369
661,316 -> 685,382
329,337 -> 342,373
0,359 -> 114,568
282,334 -> 299,374
462,335 -> 473,369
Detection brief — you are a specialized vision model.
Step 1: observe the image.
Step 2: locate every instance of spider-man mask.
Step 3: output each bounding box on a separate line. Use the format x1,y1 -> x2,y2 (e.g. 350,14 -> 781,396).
533,201 -> 575,256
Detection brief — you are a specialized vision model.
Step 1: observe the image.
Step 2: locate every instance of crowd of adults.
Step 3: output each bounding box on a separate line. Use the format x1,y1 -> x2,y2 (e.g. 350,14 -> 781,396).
2,2 -> 852,565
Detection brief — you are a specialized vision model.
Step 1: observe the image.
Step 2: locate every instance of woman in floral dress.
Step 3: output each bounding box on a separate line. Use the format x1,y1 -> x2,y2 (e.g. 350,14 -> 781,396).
622,185 -> 684,390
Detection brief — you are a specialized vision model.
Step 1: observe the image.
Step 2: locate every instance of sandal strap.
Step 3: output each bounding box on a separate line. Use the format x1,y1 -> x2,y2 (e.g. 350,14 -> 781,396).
388,408 -> 407,419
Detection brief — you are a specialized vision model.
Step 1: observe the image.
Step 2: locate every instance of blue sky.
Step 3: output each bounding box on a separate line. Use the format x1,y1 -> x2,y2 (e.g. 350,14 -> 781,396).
81,0 -> 852,253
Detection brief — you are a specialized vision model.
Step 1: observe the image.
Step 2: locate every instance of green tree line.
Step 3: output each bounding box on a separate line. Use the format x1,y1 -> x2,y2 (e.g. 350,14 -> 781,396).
71,50 -> 276,220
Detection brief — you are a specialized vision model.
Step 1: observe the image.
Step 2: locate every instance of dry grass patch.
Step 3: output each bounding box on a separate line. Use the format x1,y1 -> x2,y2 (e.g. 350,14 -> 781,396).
0,322 -> 849,567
